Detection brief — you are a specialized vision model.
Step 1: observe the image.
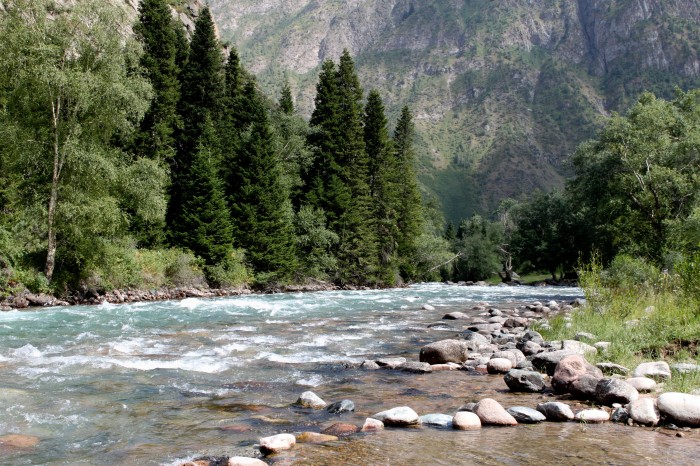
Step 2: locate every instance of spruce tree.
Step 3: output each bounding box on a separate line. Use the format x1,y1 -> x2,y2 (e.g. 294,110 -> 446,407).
279,79 -> 294,114
364,90 -> 399,283
228,83 -> 297,279
167,7 -> 224,234
393,106 -> 424,279
170,118 -> 233,265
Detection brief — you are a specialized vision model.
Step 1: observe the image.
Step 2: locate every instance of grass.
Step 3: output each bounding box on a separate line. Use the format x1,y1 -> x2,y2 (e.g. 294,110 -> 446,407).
535,288 -> 700,393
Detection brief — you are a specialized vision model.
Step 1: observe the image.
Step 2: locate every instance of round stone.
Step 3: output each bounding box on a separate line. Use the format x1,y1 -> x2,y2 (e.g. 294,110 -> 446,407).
259,433 -> 296,455
595,378 -> 639,405
625,377 -> 657,393
452,411 -> 482,430
658,392 -> 700,426
296,391 -> 326,409
487,357 -> 513,374
537,402 -> 574,422
321,422 -> 360,437
628,398 -> 660,426
361,418 -> 384,432
507,406 -> 546,423
503,369 -> 546,393
474,398 -> 518,426
419,413 -> 453,427
326,399 -> 355,414
372,406 -> 421,426
633,361 -> 672,380
574,409 -> 610,423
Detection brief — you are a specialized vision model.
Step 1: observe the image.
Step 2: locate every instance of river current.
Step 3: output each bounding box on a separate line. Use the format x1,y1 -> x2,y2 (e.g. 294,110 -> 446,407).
0,283 -> 698,465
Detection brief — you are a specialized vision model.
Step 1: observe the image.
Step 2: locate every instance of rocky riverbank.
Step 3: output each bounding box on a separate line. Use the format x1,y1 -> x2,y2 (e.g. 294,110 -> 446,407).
176,298 -> 700,466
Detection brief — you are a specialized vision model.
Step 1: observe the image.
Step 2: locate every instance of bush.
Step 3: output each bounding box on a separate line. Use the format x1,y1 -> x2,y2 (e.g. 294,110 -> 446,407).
676,251 -> 700,302
205,249 -> 250,288
601,254 -> 662,290
162,251 -> 206,288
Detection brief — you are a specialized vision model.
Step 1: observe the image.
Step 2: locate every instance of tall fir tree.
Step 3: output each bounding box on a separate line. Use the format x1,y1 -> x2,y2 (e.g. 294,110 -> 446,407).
279,79 -> 294,115
228,82 -> 297,279
364,89 -> 400,283
393,106 -> 424,279
169,118 -> 233,265
167,7 -> 224,236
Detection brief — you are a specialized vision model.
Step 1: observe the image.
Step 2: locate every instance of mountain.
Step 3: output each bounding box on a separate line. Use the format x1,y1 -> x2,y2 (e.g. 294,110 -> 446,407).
208,0 -> 700,222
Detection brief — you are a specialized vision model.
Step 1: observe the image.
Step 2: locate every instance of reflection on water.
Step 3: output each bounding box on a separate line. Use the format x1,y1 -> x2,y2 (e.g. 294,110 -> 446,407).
0,284 -> 698,464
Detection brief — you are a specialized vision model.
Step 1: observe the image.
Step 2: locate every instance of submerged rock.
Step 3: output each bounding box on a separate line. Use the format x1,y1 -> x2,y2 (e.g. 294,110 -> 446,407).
326,400 -> 355,414
321,423 -> 360,437
373,407 -> 421,426
419,413 -> 453,427
228,458 -> 267,466
296,432 -> 339,443
296,391 -> 326,409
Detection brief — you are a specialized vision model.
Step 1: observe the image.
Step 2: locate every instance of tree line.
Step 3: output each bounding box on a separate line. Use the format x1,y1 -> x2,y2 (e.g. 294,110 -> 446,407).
0,0 -> 445,295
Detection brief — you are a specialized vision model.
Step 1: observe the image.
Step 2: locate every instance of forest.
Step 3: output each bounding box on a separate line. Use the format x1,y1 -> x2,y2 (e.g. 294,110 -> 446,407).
2,0 -> 700,298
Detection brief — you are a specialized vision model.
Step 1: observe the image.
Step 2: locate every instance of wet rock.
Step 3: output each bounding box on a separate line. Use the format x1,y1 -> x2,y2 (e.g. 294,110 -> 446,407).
569,374 -> 601,400
574,409 -> 609,423
186,456 -> 229,466
596,362 -> 630,376
562,340 -> 597,355
503,369 -> 546,393
452,411 -> 481,430
360,360 -> 380,370
0,434 -> 39,448
259,433 -> 295,455
373,407 -> 421,426
361,418 -> 384,432
399,361 -> 432,373
536,402 -> 574,422
473,398 -> 518,426
376,357 -> 407,369
520,340 -> 543,356
228,458 -> 267,466
296,432 -> 339,443
427,322 -> 456,330
457,402 -> 477,412
422,304 -> 436,311
419,413 -> 453,427
595,378 -> 639,406
628,398 -> 660,426
321,423 -> 360,437
25,293 -> 56,307
419,339 -> 469,364
531,350 -> 576,375
326,400 -> 354,414
611,405 -> 630,423
552,354 -> 603,394
296,391 -> 326,409
487,358 -> 513,374
507,406 -> 546,423
633,361 -> 672,380
517,330 -> 544,347
658,392 -> 700,426
625,377 -> 657,393
468,323 -> 503,334
443,312 -> 468,320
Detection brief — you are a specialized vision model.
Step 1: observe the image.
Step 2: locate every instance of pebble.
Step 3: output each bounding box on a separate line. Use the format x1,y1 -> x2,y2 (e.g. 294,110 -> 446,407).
452,411 -> 482,430
633,361 -> 672,380
537,402 -> 574,422
361,418 -> 384,432
658,392 -> 700,426
372,406 -> 421,426
628,398 -> 660,426
507,406 -> 546,423
473,398 -> 518,426
574,409 -> 610,423
259,433 -> 296,454
296,391 -> 326,409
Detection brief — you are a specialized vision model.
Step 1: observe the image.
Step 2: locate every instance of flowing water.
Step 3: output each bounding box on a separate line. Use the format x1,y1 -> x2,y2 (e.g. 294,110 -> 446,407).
0,284 -> 697,465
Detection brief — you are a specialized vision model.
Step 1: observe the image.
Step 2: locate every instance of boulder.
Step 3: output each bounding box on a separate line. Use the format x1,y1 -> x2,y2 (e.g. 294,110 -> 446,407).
625,377 -> 657,393
326,400 -> 355,414
419,413 -> 453,427
574,409 -> 610,423
569,374 -> 601,400
595,378 -> 639,406
633,361 -> 672,380
487,358 -> 513,374
25,293 -> 56,307
473,398 -> 518,426
321,423 -> 360,437
361,418 -> 384,432
507,406 -> 546,423
628,398 -> 660,426
399,361 -> 433,373
517,330 -> 544,347
551,354 -> 603,394
503,369 -> 546,393
657,392 -> 700,426
372,407 -> 421,427
259,433 -> 296,455
531,350 -> 576,375
536,402 -> 574,422
296,432 -> 339,443
296,391 -> 326,409
520,340 -> 543,356
452,411 -> 481,430
419,339 -> 469,364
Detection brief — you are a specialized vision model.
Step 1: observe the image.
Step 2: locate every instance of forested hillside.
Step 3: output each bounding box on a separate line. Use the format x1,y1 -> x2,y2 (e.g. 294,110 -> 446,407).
210,0 -> 700,220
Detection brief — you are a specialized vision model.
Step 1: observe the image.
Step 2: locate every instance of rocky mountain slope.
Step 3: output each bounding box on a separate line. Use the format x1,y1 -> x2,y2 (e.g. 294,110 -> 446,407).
209,0 -> 700,221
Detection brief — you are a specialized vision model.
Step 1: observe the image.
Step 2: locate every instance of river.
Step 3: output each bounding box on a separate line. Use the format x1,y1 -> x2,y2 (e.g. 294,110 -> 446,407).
0,283 -> 697,465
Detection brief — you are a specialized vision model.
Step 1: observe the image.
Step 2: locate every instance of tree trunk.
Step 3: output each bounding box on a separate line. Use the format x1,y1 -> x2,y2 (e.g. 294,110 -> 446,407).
45,98 -> 62,282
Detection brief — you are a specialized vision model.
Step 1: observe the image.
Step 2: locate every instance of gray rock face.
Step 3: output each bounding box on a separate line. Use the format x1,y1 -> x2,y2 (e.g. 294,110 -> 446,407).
551,354 -> 603,394
628,398 -> 660,426
633,361 -> 672,380
537,402 -> 575,422
297,391 -> 327,409
419,339 -> 469,364
473,398 -> 518,426
326,399 -> 355,414
372,406 -> 421,426
658,392 -> 700,426
595,378 -> 639,406
503,369 -> 546,393
419,413 -> 453,427
507,406 -> 546,423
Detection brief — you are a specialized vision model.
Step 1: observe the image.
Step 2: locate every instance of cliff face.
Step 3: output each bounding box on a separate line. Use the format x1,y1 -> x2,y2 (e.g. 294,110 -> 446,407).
212,1 -> 700,219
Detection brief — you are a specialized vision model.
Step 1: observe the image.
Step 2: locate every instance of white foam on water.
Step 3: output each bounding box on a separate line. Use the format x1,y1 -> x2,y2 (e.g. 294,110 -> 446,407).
227,325 -> 257,332
108,356 -> 237,373
10,344 -> 43,359
293,334 -> 365,348
98,301 -> 116,310
259,351 -> 355,364
23,412 -> 87,426
296,374 -> 324,387
179,298 -> 203,309
110,339 -> 144,355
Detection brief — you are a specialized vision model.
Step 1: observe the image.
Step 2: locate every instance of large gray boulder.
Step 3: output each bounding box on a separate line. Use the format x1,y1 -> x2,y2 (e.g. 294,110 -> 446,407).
296,391 -> 327,409
537,402 -> 574,422
507,406 -> 546,423
503,369 -> 546,393
531,350 -> 576,375
419,339 -> 469,364
551,354 -> 603,394
658,392 -> 700,426
595,378 -> 639,406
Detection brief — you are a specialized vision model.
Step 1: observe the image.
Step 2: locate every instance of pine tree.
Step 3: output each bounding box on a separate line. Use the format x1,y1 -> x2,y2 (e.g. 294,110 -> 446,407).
279,79 -> 294,114
167,7 -> 224,234
170,118 -> 233,265
393,106 -> 424,278
228,84 -> 297,279
364,90 -> 399,283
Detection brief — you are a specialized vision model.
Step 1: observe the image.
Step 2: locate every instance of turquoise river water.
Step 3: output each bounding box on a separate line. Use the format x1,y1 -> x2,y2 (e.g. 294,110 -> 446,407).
0,283 -> 698,465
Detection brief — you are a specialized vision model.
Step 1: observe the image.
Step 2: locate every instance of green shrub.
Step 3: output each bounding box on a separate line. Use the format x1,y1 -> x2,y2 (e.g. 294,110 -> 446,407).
163,250 -> 206,288
601,254 -> 662,290
676,251 -> 700,302
205,249 -> 250,288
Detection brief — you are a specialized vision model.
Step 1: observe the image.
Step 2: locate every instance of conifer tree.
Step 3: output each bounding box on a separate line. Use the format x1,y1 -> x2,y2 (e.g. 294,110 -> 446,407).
364,90 -> 399,282
170,118 -> 233,265
228,82 -> 297,279
279,79 -> 294,114
167,7 -> 224,234
393,106 -> 424,278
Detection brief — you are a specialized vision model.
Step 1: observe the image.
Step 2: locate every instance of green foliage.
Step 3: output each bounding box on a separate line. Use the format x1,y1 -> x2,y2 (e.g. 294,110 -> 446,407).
452,215 -> 503,281
601,254 -> 663,290
279,79 -> 294,114
205,249 -> 250,288
676,252 -> 700,302
293,205 -> 339,280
